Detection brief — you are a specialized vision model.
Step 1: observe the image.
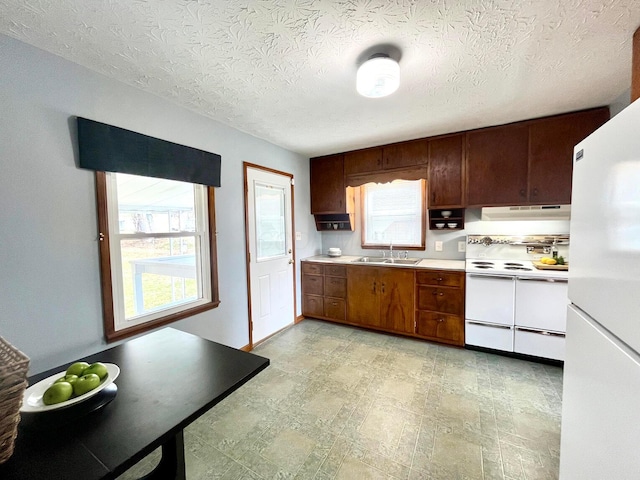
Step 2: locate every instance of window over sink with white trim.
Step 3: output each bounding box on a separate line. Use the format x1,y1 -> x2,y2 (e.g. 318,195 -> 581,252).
361,179 -> 426,250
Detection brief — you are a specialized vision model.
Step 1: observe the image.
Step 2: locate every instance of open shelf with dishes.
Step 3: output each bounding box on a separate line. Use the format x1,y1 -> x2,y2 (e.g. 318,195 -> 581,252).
429,208 -> 465,231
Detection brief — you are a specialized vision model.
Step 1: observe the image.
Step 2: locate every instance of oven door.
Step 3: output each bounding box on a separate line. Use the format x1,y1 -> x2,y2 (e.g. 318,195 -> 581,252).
465,273 -> 516,351
465,273 -> 515,325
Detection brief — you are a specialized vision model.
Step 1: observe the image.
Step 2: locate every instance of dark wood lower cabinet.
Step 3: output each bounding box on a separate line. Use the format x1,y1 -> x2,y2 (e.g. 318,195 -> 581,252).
346,266 -> 414,334
303,261 -> 465,346
301,262 -> 346,322
415,270 -> 465,346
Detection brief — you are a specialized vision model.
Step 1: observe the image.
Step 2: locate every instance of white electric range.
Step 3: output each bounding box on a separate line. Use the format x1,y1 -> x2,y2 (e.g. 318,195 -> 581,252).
464,234 -> 569,361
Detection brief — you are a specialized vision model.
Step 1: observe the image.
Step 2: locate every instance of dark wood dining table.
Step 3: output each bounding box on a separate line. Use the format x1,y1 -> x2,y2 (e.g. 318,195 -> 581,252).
0,327 -> 269,479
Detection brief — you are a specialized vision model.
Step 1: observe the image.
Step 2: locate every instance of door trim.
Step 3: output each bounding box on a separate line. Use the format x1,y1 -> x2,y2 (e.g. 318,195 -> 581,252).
243,162 -> 297,349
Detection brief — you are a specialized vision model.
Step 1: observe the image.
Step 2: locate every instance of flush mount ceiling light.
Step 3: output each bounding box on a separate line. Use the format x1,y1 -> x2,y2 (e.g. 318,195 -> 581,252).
356,54 -> 400,98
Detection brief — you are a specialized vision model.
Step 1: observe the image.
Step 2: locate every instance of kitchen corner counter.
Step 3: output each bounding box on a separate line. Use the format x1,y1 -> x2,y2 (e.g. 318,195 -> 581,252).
301,255 -> 465,271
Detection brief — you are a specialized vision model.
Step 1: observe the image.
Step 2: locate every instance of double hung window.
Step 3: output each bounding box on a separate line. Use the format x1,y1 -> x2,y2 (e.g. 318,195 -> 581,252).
361,179 -> 426,249
97,172 -> 218,341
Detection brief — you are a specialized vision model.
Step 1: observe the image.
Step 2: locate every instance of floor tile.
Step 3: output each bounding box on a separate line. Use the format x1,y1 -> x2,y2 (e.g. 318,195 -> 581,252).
117,319 -> 563,480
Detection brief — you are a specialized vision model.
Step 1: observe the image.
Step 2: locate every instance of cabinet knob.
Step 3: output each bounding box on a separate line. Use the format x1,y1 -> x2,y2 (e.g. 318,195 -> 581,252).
532,187 -> 538,196
519,189 -> 526,196
439,293 -> 444,296
438,318 -> 445,323
437,277 -> 443,281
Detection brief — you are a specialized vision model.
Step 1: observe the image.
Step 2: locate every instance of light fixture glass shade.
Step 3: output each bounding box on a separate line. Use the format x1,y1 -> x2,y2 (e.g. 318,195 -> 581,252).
356,56 -> 400,98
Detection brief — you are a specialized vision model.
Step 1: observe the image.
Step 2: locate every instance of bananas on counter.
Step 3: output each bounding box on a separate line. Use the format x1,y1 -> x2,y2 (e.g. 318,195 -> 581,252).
540,256 -> 566,265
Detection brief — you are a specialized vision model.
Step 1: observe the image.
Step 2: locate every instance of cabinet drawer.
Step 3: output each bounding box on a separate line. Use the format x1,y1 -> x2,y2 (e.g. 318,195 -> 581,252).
324,276 -> 346,298
325,265 -> 346,277
302,263 -> 323,275
303,295 -> 324,317
324,297 -> 346,321
416,270 -> 463,287
416,311 -> 464,344
302,275 -> 323,295
416,286 -> 463,314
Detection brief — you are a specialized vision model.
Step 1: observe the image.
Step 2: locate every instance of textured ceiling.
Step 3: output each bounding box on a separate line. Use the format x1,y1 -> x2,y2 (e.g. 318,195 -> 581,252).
1,1 -> 640,157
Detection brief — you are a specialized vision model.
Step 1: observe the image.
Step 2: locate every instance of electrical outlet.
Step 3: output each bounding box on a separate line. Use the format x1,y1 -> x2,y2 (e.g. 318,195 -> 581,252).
458,241 -> 466,253
295,231 -> 302,241
435,241 -> 443,252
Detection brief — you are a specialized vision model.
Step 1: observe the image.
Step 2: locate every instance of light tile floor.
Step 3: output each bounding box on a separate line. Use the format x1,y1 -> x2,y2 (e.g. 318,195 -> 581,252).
118,320 -> 563,479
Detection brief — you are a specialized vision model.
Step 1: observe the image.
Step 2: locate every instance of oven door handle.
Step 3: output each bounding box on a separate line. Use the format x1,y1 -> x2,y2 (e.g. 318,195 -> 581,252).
515,327 -> 566,338
467,274 -> 514,280
516,277 -> 568,283
466,321 -> 513,330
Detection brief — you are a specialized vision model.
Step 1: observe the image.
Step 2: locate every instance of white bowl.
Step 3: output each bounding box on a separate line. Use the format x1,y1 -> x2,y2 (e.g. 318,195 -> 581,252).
447,223 -> 457,228
435,223 -> 445,229
441,210 -> 452,218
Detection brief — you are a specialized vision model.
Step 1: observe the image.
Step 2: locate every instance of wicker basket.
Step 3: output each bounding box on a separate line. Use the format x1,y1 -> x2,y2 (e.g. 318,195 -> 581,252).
0,336 -> 30,464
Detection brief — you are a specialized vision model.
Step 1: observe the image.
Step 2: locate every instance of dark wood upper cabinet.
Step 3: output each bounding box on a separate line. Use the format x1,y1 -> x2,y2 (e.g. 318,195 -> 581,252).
466,124 -> 530,207
310,154 -> 346,214
382,139 -> 429,169
528,107 -> 609,205
344,148 -> 382,176
428,134 -> 464,208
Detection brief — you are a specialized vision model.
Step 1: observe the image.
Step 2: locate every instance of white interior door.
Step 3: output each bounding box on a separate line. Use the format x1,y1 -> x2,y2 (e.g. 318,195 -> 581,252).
246,166 -> 295,344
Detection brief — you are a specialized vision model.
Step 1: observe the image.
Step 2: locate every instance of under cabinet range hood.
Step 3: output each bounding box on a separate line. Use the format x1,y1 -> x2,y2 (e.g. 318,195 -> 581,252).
481,205 -> 571,221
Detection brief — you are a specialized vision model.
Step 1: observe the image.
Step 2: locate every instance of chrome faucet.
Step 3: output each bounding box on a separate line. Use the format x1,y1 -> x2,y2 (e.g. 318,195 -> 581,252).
389,241 -> 393,259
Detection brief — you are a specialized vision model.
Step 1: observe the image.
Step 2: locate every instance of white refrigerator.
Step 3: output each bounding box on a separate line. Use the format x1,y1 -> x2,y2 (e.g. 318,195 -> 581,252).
560,98 -> 640,479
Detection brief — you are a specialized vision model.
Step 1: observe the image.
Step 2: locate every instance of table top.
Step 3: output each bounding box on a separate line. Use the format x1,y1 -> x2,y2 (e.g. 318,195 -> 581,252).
0,328 -> 269,480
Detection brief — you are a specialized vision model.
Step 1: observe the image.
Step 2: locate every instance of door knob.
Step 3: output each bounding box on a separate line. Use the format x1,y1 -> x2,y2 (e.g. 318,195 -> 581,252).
288,259 -> 294,264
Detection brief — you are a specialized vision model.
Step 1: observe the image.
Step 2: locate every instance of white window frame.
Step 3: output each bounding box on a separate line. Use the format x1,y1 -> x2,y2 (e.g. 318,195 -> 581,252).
360,179 -> 426,250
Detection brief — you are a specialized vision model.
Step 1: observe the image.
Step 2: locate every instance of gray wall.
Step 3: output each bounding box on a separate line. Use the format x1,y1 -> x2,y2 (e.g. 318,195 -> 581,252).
0,35 -> 321,375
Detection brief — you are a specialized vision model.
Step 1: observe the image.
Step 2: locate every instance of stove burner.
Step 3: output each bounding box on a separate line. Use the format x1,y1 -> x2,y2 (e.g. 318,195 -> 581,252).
472,261 -> 494,266
475,265 -> 494,269
505,266 -> 533,271
504,262 -> 524,266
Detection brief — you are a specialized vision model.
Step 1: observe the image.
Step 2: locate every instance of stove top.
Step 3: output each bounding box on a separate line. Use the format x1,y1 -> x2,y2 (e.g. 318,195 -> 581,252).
465,258 -> 568,277
467,259 -> 534,273
465,234 -> 569,278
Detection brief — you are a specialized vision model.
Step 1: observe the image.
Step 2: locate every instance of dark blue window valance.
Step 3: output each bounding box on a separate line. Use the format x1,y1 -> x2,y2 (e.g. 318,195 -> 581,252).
77,117 -> 221,187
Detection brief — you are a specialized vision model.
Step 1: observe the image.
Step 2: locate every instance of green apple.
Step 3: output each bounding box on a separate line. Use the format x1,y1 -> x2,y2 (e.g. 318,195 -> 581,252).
43,381 -> 73,405
55,374 -> 78,385
66,361 -> 90,377
73,373 -> 101,396
83,362 -> 108,380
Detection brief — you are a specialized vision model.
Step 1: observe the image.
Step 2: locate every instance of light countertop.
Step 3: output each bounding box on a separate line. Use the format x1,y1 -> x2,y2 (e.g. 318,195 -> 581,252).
302,255 -> 465,271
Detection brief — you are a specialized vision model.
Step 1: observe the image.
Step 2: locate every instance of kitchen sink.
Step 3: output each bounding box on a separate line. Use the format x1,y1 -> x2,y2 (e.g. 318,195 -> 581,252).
352,257 -> 422,266
384,258 -> 422,265
352,256 -> 388,263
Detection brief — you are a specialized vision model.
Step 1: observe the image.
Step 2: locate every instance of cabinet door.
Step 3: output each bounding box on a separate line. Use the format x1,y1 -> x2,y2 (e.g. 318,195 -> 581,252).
383,139 -> 428,170
428,134 -> 464,208
378,269 -> 415,333
417,285 -> 463,315
344,148 -> 383,175
466,124 -> 529,207
528,108 -> 608,205
303,295 -> 324,317
310,154 -> 346,214
302,274 -> 323,295
416,311 -> 464,344
346,266 -> 380,327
